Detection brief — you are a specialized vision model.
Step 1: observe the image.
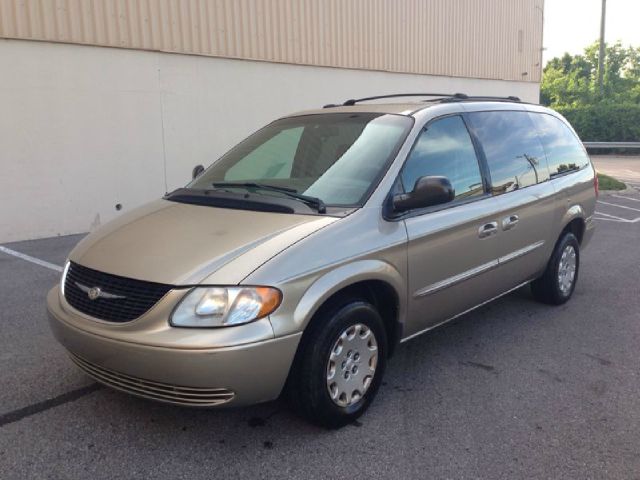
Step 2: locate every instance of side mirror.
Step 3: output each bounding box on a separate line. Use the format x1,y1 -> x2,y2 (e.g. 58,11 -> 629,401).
393,176 -> 455,212
192,164 -> 205,180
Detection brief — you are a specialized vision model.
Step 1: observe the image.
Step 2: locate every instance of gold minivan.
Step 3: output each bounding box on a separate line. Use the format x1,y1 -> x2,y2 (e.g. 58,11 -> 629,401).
47,93 -> 596,428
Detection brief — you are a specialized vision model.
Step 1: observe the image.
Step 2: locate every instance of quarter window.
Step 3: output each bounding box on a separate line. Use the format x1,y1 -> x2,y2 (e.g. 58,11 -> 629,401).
468,111 -> 548,195
528,113 -> 590,177
401,116 -> 484,201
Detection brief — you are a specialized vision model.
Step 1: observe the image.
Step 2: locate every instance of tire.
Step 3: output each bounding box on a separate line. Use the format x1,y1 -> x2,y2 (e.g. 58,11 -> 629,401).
286,298 -> 388,429
531,232 -> 580,305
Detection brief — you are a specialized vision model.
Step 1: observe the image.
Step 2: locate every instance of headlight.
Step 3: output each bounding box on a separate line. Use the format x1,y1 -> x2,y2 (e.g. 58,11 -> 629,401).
170,287 -> 282,328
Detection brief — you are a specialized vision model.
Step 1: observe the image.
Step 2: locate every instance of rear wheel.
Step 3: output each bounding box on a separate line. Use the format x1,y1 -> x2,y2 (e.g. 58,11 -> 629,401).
287,298 -> 387,429
531,232 -> 580,305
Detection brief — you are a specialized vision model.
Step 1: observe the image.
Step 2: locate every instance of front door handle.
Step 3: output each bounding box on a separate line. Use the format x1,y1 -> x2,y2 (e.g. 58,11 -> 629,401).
502,214 -> 519,231
478,221 -> 498,239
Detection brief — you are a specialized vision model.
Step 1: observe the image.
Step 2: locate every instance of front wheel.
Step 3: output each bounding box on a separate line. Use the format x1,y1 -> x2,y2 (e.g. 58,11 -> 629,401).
531,232 -> 580,305
286,299 -> 387,429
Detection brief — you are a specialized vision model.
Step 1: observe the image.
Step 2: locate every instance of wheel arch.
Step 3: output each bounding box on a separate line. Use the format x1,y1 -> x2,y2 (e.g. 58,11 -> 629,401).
559,205 -> 586,245
293,260 -> 406,357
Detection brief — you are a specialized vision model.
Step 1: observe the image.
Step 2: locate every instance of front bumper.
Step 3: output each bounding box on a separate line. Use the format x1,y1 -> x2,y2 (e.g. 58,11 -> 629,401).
47,286 -> 301,407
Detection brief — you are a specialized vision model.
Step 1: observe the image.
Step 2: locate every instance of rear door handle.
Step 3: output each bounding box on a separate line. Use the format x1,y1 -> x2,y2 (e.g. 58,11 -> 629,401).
502,214 -> 519,231
478,221 -> 498,238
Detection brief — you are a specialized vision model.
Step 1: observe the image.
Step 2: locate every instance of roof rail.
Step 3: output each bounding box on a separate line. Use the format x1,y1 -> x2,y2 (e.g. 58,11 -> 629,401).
322,93 -> 460,108
438,94 -> 522,103
322,92 -> 522,108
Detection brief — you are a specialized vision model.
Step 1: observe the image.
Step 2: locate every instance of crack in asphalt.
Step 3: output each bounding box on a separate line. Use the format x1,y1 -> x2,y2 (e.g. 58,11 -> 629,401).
0,383 -> 102,428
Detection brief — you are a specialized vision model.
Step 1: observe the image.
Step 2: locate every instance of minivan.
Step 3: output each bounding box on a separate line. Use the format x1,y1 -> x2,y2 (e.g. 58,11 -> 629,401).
47,93 -> 597,428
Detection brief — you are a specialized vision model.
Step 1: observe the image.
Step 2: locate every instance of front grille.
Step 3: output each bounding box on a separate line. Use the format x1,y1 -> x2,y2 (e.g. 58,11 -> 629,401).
70,353 -> 235,406
64,262 -> 172,322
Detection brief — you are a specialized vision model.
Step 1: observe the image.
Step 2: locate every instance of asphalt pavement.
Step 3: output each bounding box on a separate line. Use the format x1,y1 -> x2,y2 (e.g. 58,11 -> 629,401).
1,192 -> 639,479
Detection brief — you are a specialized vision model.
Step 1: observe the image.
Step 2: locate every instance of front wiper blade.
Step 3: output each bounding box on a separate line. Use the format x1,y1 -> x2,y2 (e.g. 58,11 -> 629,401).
212,182 -> 326,213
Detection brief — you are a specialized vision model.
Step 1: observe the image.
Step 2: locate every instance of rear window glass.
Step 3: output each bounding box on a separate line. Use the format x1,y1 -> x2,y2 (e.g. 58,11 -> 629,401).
467,111 -> 549,195
528,113 -> 591,177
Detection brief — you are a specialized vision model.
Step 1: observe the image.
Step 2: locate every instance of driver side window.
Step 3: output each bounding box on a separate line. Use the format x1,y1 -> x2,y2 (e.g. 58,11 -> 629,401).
401,116 -> 484,201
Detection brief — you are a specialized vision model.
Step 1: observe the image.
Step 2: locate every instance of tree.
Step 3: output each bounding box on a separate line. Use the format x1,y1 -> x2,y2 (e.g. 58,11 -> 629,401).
541,41 -> 640,107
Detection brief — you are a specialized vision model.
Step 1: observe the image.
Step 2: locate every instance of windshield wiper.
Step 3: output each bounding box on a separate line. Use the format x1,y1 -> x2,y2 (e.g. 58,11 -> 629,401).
212,182 -> 326,213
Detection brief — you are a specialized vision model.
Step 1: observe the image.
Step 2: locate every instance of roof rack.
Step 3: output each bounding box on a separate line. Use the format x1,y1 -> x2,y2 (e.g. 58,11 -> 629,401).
322,92 -> 521,108
438,93 -> 521,103
323,93 -> 459,108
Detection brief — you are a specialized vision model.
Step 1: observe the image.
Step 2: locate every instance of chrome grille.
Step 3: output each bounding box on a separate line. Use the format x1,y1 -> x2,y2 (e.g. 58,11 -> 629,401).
64,262 -> 172,322
70,353 -> 235,406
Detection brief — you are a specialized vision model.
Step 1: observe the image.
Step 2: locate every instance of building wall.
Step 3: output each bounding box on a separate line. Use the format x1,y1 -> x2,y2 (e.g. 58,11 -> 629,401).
0,39 -> 539,242
0,0 -> 544,82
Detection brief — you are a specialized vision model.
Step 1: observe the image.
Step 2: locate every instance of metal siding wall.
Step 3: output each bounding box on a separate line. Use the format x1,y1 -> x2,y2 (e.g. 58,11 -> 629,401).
0,0 -> 543,82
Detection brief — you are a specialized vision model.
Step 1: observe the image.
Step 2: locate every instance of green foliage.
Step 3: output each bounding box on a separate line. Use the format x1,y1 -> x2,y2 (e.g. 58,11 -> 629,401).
555,104 -> 640,142
541,41 -> 640,107
597,173 -> 626,191
541,41 -> 640,142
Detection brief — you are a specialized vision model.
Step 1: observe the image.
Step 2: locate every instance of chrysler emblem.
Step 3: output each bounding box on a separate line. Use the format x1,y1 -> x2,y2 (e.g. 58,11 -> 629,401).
87,287 -> 101,300
75,282 -> 126,300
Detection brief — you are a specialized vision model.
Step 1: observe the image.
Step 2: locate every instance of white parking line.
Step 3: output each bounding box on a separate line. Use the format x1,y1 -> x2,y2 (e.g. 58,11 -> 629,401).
611,194 -> 640,202
597,200 -> 640,212
0,246 -> 63,272
595,211 -> 629,221
594,214 -> 640,223
594,217 -> 627,222
595,195 -> 640,223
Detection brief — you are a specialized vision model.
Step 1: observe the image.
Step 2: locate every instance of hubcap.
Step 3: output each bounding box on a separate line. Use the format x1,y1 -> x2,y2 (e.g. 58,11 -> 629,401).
558,244 -> 577,295
326,323 -> 378,407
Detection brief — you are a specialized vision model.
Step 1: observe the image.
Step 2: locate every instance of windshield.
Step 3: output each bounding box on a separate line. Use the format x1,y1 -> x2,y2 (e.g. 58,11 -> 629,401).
188,113 -> 413,207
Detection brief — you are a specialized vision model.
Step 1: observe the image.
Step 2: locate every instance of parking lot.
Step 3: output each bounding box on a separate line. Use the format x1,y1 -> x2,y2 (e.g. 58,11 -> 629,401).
593,155 -> 640,190
1,187 -> 640,479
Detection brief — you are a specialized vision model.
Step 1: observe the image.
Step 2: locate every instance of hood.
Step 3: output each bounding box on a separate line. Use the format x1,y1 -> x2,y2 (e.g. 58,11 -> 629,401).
70,199 -> 337,285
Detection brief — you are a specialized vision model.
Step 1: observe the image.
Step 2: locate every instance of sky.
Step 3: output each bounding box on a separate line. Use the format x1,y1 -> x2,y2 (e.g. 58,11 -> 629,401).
543,0 -> 640,63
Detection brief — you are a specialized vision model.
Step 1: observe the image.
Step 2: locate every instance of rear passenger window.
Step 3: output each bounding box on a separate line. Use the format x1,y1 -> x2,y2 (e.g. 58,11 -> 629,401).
468,111 -> 548,195
401,116 -> 484,201
528,113 -> 590,177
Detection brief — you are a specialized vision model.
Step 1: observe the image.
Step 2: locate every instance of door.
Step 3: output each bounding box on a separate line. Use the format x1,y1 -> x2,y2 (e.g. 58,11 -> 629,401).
401,115 -> 504,338
465,110 -> 557,292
